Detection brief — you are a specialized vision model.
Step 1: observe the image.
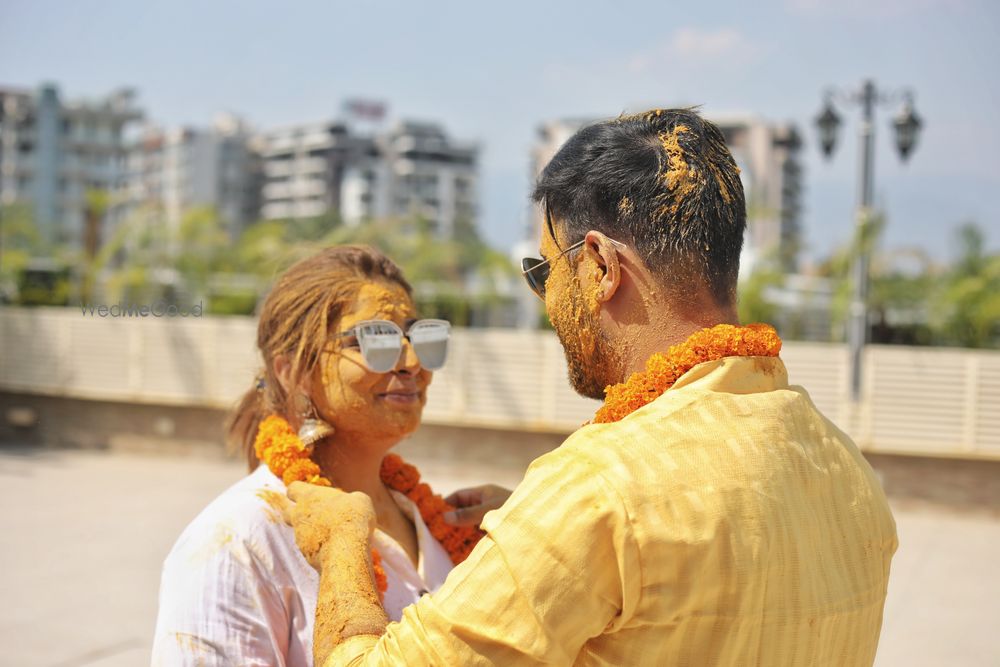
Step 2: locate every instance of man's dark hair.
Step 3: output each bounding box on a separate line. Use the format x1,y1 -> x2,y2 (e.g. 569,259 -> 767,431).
532,108 -> 745,305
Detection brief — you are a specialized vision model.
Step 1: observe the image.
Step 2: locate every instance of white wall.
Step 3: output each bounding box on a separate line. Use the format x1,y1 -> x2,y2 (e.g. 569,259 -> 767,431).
1,306 -> 998,459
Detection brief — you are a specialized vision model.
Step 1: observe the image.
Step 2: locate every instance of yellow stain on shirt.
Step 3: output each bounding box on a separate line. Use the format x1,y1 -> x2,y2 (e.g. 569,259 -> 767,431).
256,488 -> 288,524
185,524 -> 234,565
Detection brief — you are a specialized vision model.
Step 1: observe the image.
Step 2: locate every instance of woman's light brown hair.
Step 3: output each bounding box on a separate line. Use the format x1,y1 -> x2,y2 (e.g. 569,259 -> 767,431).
226,245 -> 412,470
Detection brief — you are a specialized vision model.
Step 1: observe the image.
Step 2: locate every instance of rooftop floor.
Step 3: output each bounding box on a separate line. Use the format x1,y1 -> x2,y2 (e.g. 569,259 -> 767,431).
0,446 -> 996,666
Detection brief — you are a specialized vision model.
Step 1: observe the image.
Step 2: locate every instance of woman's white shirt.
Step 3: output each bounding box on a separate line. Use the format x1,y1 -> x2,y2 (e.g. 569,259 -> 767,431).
151,464 -> 454,667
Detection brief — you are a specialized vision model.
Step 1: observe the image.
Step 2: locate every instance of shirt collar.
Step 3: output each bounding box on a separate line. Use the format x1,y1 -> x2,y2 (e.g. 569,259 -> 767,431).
671,355 -> 789,395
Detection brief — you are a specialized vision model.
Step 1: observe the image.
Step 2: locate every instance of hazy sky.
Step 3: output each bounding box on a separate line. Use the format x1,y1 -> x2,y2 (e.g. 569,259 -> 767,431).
2,0 -> 998,264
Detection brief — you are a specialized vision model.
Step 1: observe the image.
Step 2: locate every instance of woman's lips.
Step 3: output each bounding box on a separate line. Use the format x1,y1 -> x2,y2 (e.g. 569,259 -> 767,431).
378,390 -> 420,405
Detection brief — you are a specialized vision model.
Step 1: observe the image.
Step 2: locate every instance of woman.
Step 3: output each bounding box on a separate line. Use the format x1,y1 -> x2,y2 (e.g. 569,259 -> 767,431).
151,246 -> 507,666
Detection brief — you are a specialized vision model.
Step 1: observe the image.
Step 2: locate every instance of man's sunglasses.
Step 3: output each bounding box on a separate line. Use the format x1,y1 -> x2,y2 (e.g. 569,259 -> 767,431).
521,238 -> 628,300
337,319 -> 450,373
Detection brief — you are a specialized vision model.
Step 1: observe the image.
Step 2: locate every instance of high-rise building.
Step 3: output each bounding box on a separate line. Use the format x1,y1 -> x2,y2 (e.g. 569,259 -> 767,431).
0,83 -> 143,248
260,115 -> 478,238
259,120 -> 349,222
126,113 -> 261,240
712,114 -> 803,273
529,113 -> 803,272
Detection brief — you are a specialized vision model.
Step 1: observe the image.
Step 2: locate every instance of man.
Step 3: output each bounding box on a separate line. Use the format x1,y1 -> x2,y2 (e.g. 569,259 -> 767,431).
287,108 -> 898,666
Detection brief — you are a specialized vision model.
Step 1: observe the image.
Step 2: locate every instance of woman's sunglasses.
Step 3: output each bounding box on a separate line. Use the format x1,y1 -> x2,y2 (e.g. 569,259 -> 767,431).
337,319 -> 450,373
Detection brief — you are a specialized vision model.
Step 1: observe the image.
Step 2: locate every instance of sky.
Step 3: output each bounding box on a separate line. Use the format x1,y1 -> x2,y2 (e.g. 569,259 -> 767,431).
2,0 -> 998,266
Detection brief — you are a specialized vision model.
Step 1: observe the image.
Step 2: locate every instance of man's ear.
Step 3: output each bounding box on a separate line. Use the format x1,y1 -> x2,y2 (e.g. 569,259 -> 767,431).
584,230 -> 623,303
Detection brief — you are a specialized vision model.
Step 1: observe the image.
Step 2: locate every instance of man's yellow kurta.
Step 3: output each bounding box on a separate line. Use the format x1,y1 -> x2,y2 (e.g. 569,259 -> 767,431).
328,356 -> 898,666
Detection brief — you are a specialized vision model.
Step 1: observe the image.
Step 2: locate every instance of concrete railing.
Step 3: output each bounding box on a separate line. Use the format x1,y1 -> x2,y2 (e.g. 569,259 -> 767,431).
1,306 -> 998,459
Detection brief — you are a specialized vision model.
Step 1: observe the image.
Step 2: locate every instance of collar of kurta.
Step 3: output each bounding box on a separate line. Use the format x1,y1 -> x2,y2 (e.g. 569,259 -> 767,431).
670,355 -> 789,395
585,356 -> 791,430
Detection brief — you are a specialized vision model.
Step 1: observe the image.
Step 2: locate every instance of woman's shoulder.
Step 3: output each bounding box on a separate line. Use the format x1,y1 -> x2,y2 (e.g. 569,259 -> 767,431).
153,467 -> 316,664
162,466 -> 304,577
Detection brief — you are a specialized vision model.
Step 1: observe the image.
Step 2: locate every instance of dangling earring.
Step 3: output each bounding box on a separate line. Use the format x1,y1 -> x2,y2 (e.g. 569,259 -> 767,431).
297,396 -> 335,447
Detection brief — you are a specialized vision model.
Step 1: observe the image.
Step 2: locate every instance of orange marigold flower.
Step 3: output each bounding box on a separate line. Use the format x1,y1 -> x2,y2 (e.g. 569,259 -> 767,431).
264,447 -> 305,478
417,496 -> 450,524
442,530 -> 473,554
594,323 -> 781,424
426,514 -> 452,539
380,455 -> 420,493
255,414 -> 486,592
371,549 -> 387,602
408,482 -> 433,505
255,415 -> 312,477
306,474 -> 332,487
282,458 -> 324,486
380,453 -> 404,473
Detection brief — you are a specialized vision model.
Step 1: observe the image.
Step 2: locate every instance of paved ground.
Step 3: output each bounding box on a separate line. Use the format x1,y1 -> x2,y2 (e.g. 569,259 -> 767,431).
0,447 -> 997,667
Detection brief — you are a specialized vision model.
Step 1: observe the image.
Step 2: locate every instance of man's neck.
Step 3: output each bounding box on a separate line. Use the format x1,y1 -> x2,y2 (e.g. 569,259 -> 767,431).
619,306 -> 740,376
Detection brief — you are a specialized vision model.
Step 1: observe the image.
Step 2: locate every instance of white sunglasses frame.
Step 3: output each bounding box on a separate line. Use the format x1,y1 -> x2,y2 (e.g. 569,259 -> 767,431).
337,318 -> 451,372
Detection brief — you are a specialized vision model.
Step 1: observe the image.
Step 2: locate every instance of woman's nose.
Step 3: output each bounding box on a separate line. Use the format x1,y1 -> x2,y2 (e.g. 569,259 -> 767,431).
395,338 -> 421,374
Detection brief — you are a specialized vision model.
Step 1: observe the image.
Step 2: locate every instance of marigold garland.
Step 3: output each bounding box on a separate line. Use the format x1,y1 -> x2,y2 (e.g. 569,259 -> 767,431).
253,415 -> 485,600
593,323 -> 782,424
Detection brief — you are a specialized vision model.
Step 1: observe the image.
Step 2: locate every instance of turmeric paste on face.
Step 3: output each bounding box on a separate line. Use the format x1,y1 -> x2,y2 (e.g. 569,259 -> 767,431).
540,226 -> 625,398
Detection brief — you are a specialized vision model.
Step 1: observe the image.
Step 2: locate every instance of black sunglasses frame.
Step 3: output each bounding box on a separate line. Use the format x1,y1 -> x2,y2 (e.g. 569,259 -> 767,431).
521,204 -> 627,300
521,240 -> 586,300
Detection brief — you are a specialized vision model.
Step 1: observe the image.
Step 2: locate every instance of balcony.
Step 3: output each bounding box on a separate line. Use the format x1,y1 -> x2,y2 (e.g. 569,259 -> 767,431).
265,160 -> 294,178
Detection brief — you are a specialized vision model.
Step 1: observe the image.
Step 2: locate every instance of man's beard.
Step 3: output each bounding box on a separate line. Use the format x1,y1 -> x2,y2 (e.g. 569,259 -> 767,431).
550,282 -> 620,401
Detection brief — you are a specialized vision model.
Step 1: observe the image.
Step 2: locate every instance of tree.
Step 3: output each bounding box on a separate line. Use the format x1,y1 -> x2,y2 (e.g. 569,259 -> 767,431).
930,223 -> 1000,348
93,202 -> 171,304
0,203 -> 42,302
175,206 -> 230,303
868,248 -> 935,345
0,202 -> 78,306
737,263 -> 785,326
320,215 -> 517,326
817,210 -> 887,342
817,217 -> 1000,348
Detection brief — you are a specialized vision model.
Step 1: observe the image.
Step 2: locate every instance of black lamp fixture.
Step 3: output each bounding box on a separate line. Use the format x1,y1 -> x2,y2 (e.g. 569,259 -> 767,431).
893,94 -> 922,162
815,95 -> 841,159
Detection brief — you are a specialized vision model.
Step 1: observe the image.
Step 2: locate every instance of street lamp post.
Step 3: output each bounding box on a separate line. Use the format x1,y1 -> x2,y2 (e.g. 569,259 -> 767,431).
815,79 -> 922,403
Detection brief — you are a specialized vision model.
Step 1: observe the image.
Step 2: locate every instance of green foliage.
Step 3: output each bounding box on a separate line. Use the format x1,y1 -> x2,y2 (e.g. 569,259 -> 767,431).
208,291 -> 259,316
818,217 -> 999,348
7,191 -> 997,343
737,262 -> 785,325
316,215 -> 516,326
1,202 -> 79,305
820,210 -> 886,341
17,263 -> 71,306
175,206 -> 230,299
928,224 -> 1000,347
0,203 -> 43,301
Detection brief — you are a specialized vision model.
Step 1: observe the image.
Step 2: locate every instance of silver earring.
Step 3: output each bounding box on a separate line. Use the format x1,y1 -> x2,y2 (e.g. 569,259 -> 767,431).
298,398 -> 335,447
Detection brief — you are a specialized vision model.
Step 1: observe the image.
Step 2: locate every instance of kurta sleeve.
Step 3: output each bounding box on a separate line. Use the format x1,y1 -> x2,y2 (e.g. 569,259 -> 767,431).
324,445 -> 642,666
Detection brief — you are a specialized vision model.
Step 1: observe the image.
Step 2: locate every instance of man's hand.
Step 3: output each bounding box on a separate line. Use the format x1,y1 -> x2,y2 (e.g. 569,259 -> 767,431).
443,484 -> 513,527
285,482 -> 377,570
282,482 -> 388,663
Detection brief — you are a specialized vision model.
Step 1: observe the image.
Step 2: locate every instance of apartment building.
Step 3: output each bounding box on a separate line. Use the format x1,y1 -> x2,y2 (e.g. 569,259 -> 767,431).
126,113 -> 260,240
260,117 -> 478,238
0,83 -> 142,248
